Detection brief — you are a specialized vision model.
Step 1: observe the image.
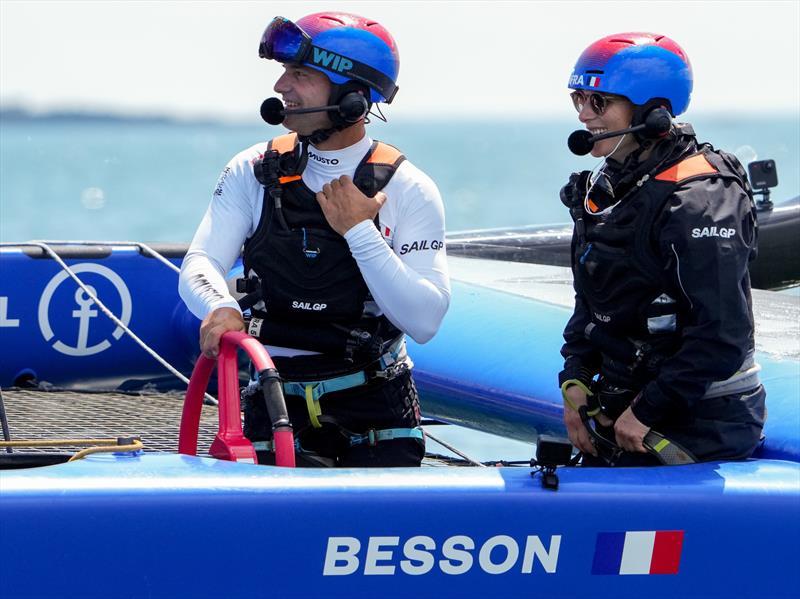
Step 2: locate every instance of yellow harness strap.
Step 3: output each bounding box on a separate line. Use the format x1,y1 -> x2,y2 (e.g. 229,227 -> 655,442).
305,384 -> 323,428
560,379 -> 601,417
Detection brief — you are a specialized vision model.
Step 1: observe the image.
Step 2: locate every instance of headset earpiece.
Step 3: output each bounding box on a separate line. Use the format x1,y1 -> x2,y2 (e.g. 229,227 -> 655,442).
632,99 -> 674,140
642,107 -> 673,138
337,92 -> 369,123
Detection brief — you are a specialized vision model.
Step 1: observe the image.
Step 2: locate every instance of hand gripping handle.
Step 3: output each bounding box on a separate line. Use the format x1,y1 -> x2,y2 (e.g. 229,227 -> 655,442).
178,331 -> 295,467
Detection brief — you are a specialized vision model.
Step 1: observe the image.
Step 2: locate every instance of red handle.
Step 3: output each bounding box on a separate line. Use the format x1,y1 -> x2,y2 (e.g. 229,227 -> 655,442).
178,331 -> 295,467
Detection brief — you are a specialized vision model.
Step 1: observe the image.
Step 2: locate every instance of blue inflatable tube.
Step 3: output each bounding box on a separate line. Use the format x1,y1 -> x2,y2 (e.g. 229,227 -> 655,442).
1,453 -> 798,599
1,242 -> 799,599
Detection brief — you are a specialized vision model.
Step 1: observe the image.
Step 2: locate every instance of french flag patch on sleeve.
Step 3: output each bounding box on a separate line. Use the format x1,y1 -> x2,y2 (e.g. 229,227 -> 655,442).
592,531 -> 684,575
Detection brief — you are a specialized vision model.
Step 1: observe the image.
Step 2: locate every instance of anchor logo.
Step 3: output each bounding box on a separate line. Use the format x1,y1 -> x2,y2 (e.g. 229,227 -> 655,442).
38,263 -> 133,356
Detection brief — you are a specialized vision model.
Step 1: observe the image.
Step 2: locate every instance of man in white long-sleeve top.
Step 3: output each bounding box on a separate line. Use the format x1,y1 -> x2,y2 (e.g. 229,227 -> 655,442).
179,11 -> 450,467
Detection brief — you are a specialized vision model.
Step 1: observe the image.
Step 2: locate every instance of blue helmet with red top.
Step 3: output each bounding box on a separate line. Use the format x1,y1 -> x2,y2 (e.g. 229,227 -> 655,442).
568,33 -> 693,116
259,12 -> 400,104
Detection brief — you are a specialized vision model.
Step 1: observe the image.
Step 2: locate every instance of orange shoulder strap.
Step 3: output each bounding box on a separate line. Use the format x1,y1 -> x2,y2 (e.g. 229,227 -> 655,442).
655,153 -> 718,183
268,133 -> 299,155
366,141 -> 404,166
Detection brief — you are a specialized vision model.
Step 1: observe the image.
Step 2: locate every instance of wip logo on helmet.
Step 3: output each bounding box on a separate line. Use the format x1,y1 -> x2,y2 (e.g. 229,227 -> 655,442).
313,48 -> 354,73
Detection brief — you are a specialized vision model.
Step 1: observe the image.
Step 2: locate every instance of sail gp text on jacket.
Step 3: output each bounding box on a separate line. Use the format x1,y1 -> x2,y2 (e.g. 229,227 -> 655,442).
323,534 -> 561,576
398,239 -> 444,256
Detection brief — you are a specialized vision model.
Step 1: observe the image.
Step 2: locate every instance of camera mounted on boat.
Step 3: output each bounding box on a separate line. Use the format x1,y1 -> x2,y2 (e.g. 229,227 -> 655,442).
748,159 -> 779,210
531,434 -> 574,490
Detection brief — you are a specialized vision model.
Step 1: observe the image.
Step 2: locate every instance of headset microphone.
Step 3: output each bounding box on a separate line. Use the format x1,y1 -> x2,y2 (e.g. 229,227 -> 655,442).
260,93 -> 369,126
567,130 -> 595,156
567,107 -> 673,156
260,97 -> 287,125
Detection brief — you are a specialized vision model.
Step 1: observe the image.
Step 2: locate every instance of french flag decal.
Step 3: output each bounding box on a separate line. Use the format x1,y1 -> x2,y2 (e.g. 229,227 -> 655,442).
589,76 -> 601,88
592,531 -> 684,575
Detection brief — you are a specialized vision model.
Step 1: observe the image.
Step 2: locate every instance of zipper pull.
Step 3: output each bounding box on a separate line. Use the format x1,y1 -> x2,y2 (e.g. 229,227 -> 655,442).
579,242 -> 593,265
301,228 -> 320,260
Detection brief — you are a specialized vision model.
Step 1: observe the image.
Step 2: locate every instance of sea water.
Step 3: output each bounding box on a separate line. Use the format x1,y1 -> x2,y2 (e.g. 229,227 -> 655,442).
1,115 -> 798,461
2,115 -> 798,242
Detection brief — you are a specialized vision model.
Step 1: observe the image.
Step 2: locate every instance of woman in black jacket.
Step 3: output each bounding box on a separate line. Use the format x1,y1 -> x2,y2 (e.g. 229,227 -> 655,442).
559,33 -> 766,466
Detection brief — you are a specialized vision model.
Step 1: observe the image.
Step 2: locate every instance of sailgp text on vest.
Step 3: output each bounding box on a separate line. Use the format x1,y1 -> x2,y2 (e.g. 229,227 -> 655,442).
292,301 -> 328,311
691,226 -> 736,239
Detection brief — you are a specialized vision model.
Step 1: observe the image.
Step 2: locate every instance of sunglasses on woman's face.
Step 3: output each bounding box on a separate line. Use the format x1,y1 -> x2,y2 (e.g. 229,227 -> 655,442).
570,91 -> 619,115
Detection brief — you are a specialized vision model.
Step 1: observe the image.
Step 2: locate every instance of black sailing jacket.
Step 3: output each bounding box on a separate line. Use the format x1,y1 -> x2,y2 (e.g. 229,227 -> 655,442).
559,128 -> 758,426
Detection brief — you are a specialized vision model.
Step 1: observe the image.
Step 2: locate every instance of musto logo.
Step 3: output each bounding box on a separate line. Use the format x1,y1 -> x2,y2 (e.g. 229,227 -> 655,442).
323,534 -> 560,576
38,263 -> 132,356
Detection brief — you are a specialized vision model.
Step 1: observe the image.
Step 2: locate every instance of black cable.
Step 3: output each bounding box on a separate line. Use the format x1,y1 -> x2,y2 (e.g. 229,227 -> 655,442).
0,387 -> 13,452
419,418 -> 447,426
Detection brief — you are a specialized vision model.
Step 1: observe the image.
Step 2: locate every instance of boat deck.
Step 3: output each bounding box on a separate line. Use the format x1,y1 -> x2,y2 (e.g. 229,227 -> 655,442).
1,387 -> 219,454
0,388 -> 464,466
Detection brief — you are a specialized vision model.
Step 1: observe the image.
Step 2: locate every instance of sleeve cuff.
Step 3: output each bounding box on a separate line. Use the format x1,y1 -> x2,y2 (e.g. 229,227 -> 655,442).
204,299 -> 243,319
342,219 -> 378,245
558,364 -> 595,389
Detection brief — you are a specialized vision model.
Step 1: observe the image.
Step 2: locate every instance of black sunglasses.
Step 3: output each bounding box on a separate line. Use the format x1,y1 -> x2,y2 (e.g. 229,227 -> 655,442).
570,91 -> 620,115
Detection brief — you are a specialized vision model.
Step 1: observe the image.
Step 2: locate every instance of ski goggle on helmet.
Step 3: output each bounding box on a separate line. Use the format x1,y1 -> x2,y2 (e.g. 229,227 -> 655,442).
567,33 -> 693,116
259,13 -> 400,104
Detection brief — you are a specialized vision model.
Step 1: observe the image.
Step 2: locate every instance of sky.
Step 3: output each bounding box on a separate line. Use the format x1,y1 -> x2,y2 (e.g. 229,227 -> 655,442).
1,1 -> 799,121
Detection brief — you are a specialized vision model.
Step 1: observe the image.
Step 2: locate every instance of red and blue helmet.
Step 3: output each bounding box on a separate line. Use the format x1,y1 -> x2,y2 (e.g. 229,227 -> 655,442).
568,33 -> 693,116
259,12 -> 400,104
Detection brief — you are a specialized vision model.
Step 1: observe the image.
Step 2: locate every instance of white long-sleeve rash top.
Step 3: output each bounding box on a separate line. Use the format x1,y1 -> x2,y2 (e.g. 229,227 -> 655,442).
179,133 -> 451,351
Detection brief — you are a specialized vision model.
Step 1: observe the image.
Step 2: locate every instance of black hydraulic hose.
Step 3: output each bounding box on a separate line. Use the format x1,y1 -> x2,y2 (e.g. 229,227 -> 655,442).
578,405 -> 620,454
0,388 -> 13,452
258,368 -> 292,433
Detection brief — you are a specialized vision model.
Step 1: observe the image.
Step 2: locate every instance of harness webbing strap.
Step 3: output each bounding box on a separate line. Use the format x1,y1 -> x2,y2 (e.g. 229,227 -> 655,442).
349,427 -> 425,447
285,370 -> 370,405
305,384 -> 324,428
251,427 -> 424,452
281,337 -> 406,405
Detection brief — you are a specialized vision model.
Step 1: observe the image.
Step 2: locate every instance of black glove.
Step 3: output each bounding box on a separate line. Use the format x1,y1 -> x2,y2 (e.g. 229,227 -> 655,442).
560,170 -> 591,209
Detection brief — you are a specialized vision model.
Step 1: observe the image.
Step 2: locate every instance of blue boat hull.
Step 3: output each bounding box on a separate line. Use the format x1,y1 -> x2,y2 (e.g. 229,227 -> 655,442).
2,453 -> 798,599
1,242 -> 799,598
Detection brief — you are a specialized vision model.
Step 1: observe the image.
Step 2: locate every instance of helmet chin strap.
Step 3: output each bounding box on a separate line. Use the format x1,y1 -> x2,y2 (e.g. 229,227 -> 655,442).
300,121 -> 355,146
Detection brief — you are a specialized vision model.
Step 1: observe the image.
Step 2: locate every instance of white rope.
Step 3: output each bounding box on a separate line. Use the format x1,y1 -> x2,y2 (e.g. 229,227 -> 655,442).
2,240 -> 182,274
24,241 -> 217,405
423,429 -> 486,467
133,242 -> 181,274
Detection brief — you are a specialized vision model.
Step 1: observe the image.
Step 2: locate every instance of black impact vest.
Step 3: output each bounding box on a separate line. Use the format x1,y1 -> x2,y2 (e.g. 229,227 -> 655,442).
241,133 -> 406,364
